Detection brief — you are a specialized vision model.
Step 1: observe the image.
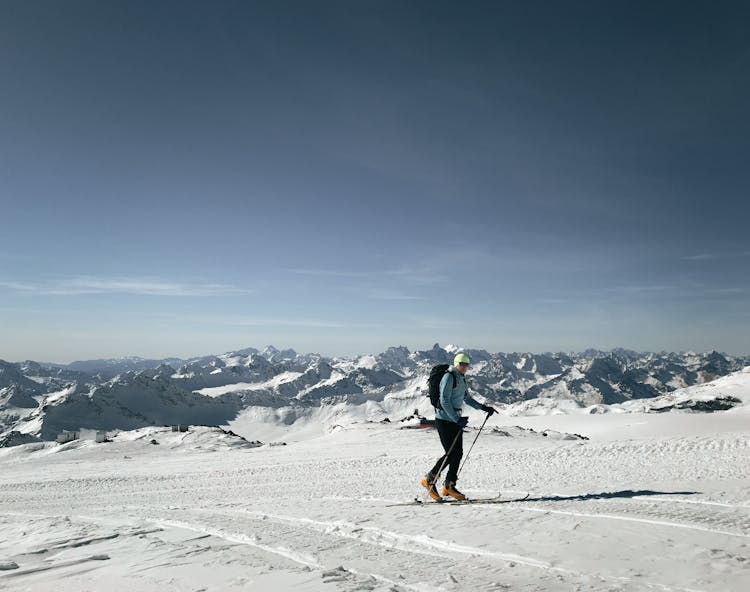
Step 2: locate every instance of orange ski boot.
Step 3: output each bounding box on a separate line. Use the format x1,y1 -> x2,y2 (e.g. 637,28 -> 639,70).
442,481 -> 466,501
420,474 -> 442,501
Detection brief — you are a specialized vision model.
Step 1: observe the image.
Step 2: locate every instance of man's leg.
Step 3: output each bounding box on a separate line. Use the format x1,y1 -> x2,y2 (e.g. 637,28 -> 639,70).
441,423 -> 466,500
444,427 -> 463,484
422,420 -> 458,500
429,419 -> 457,476
428,453 -> 447,478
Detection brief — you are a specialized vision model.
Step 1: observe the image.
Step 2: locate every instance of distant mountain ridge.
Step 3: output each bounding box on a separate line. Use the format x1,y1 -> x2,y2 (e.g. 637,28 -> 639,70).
1,345 -> 748,446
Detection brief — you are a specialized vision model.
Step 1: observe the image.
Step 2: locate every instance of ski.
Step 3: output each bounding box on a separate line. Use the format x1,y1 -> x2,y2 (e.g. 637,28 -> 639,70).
387,492 -> 530,507
444,492 -> 530,505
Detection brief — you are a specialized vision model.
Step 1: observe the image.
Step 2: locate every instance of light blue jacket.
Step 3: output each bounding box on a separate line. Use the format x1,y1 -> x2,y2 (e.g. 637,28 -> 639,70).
435,366 -> 485,423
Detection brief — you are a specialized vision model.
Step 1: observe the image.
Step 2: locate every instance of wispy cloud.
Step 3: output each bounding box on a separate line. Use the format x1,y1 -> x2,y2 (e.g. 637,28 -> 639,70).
367,290 -> 423,301
705,287 -> 747,296
228,316 -> 355,329
283,265 -> 436,299
682,253 -> 720,261
384,265 -> 449,285
538,298 -> 570,305
408,317 -> 464,330
683,251 -> 750,261
281,268 -> 369,278
0,281 -> 37,291
0,277 -> 254,297
0,253 -> 58,262
605,284 -> 676,295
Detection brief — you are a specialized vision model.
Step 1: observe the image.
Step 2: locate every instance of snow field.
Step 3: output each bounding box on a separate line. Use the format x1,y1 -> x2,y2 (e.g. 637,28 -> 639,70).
0,414 -> 748,592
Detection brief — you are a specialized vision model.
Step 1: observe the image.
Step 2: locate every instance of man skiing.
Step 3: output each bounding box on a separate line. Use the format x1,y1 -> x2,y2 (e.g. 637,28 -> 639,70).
421,353 -> 497,501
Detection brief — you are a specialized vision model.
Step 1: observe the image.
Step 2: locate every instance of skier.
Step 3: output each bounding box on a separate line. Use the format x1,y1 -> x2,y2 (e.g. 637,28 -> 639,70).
421,353 -> 497,501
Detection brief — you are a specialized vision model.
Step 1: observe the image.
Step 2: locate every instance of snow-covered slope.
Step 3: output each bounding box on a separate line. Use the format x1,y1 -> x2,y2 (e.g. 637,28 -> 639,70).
619,366 -> 750,413
0,406 -> 747,591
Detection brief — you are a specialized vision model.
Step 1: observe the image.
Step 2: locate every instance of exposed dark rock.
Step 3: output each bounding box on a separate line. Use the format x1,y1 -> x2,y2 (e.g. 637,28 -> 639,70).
651,396 -> 741,413
0,431 -> 42,447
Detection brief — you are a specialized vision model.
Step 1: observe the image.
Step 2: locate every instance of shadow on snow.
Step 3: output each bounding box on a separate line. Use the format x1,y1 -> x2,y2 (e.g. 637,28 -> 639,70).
523,489 -> 699,503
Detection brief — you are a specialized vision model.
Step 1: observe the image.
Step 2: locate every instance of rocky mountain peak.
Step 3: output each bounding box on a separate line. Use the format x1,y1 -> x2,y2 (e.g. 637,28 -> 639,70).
1,347 -> 748,446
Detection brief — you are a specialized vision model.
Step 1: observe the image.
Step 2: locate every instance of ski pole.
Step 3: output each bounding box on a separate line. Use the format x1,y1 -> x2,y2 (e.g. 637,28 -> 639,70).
457,411 -> 490,479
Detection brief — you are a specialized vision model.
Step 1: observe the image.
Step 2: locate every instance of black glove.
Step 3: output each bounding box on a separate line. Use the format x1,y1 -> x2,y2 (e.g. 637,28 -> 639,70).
481,405 -> 497,416
457,417 -> 469,429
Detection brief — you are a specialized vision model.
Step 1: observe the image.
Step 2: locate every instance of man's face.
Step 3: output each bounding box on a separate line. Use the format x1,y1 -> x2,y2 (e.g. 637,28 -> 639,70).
456,362 -> 469,375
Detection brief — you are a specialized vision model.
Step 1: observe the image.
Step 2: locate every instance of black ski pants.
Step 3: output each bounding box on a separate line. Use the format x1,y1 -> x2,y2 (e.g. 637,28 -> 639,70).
429,419 -> 463,484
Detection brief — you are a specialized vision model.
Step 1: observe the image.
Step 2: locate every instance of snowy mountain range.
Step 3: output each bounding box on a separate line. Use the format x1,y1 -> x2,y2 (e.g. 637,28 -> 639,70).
1,345 -> 748,447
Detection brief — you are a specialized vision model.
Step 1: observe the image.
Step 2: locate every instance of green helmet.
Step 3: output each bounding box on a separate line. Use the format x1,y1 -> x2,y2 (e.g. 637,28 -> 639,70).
453,353 -> 470,366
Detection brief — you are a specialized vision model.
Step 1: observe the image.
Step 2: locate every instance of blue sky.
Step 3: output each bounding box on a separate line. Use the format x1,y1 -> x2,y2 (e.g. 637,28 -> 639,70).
1,1 -> 749,362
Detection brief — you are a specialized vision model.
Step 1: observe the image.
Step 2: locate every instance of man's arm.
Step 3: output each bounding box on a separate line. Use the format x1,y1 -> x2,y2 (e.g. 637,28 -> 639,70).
464,393 -> 485,410
464,392 -> 498,415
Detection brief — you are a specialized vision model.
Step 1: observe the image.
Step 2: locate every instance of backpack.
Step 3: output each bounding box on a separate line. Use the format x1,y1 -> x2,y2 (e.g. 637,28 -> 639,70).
427,364 -> 457,409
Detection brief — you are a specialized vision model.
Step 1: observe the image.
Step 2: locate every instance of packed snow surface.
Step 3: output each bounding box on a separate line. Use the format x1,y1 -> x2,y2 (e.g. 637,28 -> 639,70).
1,404 -> 748,591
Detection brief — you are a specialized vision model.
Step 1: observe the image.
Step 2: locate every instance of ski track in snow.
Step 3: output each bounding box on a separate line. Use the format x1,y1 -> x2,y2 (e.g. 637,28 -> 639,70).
0,503 -> 718,592
516,505 -> 750,539
151,518 -> 432,592
152,507 -> 692,592
191,507 -> 558,568
0,423 -> 748,591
